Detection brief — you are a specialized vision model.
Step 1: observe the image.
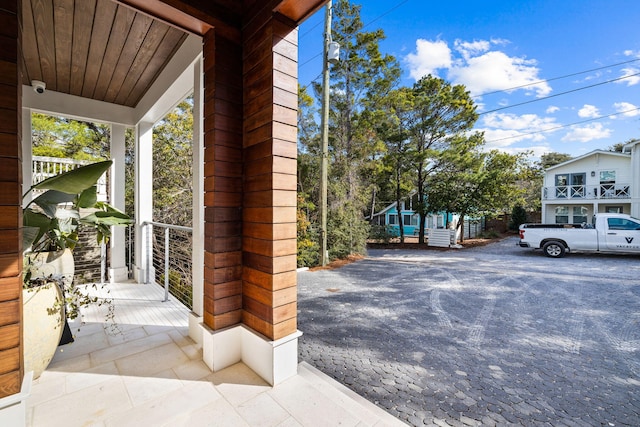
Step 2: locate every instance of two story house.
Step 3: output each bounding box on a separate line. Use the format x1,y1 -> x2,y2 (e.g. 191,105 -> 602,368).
541,140 -> 640,223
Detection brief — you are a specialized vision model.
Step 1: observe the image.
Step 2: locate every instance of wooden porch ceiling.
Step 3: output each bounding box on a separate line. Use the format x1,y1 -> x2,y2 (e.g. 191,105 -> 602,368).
20,0 -> 327,109
21,0 -> 189,108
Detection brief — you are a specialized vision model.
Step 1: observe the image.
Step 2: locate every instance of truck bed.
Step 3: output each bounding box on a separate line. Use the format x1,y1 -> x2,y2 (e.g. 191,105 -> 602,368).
521,223 -> 587,229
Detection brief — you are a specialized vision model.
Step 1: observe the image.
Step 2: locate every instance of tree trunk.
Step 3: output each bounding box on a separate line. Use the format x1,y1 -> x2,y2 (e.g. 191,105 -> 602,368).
396,171 -> 404,243
417,168 -> 426,244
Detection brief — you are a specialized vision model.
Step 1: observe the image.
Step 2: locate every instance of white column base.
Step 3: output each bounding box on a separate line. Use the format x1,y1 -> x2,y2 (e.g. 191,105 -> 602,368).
0,371 -> 32,427
188,312 -> 204,346
109,266 -> 129,283
132,265 -> 145,283
132,265 -> 155,284
200,323 -> 302,386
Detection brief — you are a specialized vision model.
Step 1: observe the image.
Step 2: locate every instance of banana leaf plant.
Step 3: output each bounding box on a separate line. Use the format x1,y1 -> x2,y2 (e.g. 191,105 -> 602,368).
23,160 -> 132,254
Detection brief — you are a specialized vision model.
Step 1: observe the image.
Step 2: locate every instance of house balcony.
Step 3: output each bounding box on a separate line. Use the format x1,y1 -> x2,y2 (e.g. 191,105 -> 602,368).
543,184 -> 631,200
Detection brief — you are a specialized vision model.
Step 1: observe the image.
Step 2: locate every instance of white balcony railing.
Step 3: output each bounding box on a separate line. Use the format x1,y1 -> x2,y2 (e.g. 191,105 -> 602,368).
543,184 -> 631,200
32,156 -> 108,201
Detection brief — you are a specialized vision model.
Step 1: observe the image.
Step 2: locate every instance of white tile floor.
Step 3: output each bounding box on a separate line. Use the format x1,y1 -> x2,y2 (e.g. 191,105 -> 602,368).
26,282 -> 405,426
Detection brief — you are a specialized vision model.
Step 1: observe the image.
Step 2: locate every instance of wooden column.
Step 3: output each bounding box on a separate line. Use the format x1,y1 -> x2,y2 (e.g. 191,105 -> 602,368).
0,0 -> 23,398
242,12 -> 298,341
202,30 -> 244,331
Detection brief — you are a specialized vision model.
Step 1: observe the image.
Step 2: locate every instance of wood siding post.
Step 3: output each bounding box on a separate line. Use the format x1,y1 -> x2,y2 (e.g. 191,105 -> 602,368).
0,0 -> 23,398
242,12 -> 298,341
201,10 -> 299,342
202,30 -> 244,331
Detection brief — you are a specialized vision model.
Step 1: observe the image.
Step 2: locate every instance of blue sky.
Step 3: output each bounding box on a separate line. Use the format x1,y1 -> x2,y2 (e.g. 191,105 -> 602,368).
298,0 -> 640,159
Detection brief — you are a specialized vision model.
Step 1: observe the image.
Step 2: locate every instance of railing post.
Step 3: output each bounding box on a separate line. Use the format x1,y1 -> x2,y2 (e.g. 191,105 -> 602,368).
100,243 -> 106,285
164,227 -> 170,302
144,222 -> 151,284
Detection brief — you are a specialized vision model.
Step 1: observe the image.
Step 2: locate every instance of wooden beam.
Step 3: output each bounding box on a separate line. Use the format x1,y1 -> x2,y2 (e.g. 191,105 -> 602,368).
0,2 -> 22,399
273,0 -> 327,24
113,0 -> 243,42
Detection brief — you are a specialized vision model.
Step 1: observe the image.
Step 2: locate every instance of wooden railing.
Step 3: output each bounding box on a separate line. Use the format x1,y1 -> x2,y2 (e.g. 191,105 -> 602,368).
543,184 -> 631,200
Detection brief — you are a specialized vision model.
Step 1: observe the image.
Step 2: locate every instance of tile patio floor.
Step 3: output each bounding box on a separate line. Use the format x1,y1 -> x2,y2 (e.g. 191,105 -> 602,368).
26,281 -> 404,426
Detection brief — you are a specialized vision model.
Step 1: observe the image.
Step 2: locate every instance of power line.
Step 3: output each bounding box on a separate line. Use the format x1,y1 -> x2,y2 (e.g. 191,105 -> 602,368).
485,106 -> 640,144
479,71 -> 640,116
300,20 -> 323,40
362,0 -> 410,30
474,57 -> 640,98
299,0 -> 411,69
302,72 -> 324,91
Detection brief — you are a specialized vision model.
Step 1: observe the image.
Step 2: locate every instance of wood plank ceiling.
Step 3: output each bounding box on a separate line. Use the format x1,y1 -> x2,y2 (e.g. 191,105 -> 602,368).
21,0 -> 189,108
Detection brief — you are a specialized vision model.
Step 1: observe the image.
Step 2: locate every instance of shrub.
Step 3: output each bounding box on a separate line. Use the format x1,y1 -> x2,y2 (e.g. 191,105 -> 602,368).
509,205 -> 528,231
368,225 -> 395,243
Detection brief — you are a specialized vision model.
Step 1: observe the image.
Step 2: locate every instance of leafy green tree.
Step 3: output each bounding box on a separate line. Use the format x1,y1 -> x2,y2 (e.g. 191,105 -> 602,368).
375,87 -> 415,242
152,98 -> 193,226
297,85 -> 320,265
307,0 -> 401,261
31,113 -> 110,160
426,147 -> 526,241
297,194 -> 319,267
538,152 -> 572,169
518,152 -> 572,213
405,75 -> 479,243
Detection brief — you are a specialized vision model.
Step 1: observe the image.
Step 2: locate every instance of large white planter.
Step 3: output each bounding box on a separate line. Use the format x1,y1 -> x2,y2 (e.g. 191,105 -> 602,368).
22,284 -> 64,379
23,249 -> 74,379
25,249 -> 74,286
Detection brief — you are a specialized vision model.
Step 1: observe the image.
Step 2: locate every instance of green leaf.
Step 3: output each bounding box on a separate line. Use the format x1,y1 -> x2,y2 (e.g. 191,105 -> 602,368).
77,186 -> 98,208
23,210 -> 52,248
31,190 -> 76,217
22,226 -> 41,249
81,211 -> 133,227
32,160 -> 112,195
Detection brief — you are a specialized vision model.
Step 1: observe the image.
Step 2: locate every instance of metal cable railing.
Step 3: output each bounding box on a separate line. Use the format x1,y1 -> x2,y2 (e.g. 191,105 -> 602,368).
141,221 -> 193,309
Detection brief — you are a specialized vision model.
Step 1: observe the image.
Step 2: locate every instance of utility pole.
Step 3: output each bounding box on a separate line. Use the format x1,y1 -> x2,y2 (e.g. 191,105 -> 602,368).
319,0 -> 332,266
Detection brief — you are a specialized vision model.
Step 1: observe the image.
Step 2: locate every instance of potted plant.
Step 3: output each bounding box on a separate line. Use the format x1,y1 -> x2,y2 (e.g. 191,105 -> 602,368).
22,160 -> 132,378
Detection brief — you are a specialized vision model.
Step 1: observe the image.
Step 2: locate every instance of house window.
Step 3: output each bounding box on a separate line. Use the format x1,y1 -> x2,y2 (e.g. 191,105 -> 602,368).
555,206 -> 569,224
599,170 -> 616,198
555,173 -> 585,198
555,174 -> 568,198
573,206 -> 588,224
600,170 -> 616,184
388,214 -> 397,225
403,215 -> 412,226
570,173 -> 586,198
411,214 -> 419,226
605,206 -> 623,214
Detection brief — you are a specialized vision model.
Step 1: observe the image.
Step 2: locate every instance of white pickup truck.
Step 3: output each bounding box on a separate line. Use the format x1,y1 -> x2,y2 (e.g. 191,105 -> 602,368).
518,213 -> 640,257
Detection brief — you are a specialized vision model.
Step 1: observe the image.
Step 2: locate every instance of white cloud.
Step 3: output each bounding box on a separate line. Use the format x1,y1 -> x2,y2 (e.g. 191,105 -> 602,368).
561,123 -> 611,142
546,106 -> 560,114
482,112 -> 557,132
479,112 -> 559,150
406,39 -> 452,80
454,39 -> 490,60
578,104 -> 600,118
405,38 -> 551,97
613,102 -> 640,117
617,67 -> 640,86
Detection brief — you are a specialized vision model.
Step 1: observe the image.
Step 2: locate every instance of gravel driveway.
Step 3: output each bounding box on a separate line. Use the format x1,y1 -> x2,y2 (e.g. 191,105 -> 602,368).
297,237 -> 640,426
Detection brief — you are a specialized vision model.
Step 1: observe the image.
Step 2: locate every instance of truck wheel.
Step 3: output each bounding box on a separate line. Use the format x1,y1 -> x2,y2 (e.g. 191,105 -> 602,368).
543,241 -> 566,258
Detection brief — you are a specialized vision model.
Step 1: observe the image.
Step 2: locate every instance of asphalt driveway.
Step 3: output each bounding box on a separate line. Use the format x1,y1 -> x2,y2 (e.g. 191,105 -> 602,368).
297,237 -> 640,426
